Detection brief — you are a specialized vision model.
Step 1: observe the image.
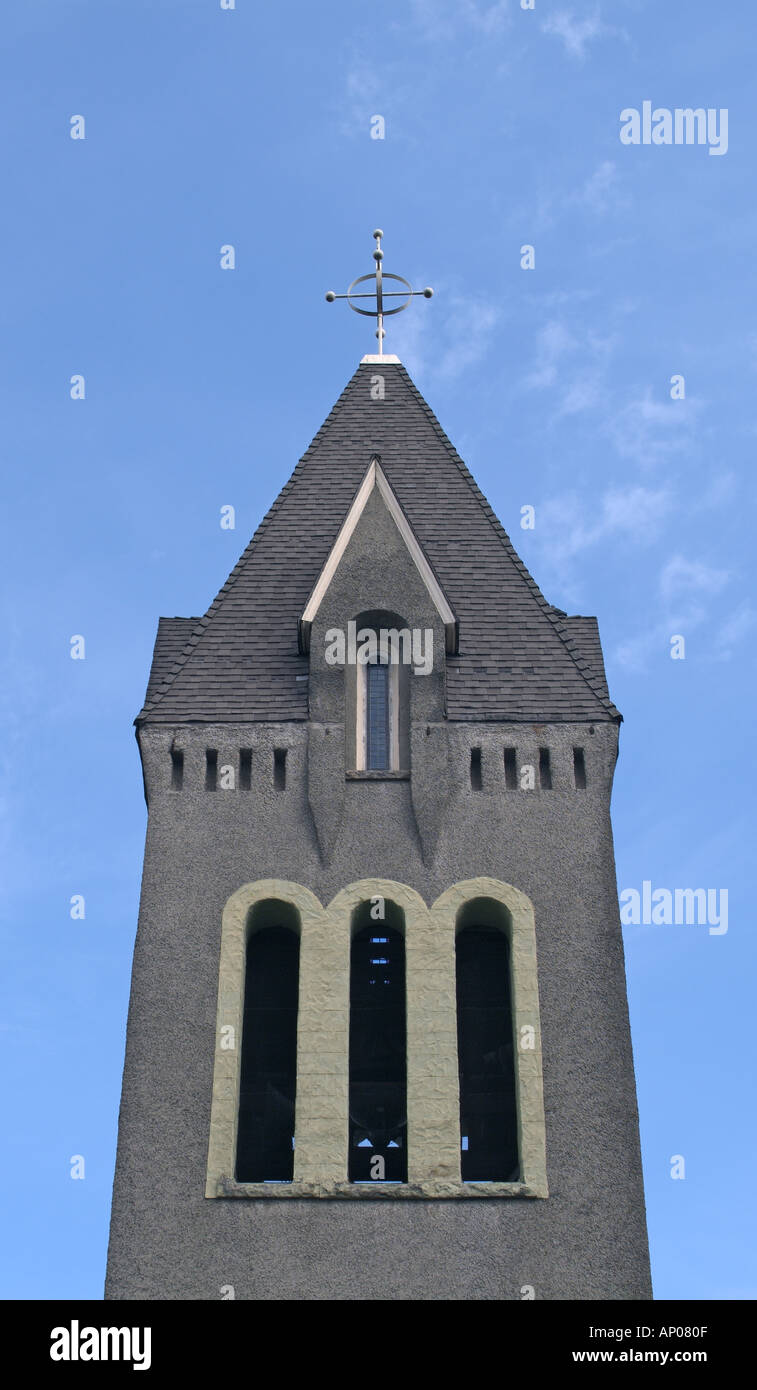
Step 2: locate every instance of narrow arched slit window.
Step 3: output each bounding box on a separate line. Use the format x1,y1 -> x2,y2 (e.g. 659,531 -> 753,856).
352,610 -> 409,774
349,905 -> 407,1182
366,657 -> 391,769
455,902 -> 518,1182
236,902 -> 300,1183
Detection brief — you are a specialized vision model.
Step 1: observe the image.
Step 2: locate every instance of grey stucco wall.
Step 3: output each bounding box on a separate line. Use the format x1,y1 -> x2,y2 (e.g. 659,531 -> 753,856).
105,710 -> 650,1300
105,491 -> 651,1301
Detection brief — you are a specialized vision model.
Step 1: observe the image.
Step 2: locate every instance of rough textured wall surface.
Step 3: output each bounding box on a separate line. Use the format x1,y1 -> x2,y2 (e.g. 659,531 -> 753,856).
106,446 -> 651,1301
105,708 -> 651,1300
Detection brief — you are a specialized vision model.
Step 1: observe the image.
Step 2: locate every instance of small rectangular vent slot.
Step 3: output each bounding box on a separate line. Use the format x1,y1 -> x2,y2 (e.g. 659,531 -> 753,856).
539,748 -> 552,790
504,748 -> 517,790
470,747 -> 482,790
274,748 -> 287,790
573,747 -> 587,789
170,748 -> 184,790
240,748 -> 252,791
205,749 -> 218,791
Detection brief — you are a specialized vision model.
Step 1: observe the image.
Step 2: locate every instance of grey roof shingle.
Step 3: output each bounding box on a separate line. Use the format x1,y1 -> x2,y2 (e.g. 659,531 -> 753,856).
138,362 -> 620,725
144,618 -> 200,706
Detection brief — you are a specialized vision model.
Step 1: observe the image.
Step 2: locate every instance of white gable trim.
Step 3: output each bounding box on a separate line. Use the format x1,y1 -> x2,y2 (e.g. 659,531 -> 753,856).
300,457 -> 457,652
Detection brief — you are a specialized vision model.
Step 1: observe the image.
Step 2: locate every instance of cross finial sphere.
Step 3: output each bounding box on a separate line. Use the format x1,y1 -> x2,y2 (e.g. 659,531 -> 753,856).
324,229 -> 433,358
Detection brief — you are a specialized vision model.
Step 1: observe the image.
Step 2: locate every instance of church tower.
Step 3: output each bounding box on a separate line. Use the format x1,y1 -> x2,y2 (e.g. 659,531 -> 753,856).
106,328 -> 651,1299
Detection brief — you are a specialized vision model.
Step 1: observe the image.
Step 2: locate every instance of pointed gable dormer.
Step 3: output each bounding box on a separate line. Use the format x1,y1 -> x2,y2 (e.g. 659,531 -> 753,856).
298,453 -> 457,656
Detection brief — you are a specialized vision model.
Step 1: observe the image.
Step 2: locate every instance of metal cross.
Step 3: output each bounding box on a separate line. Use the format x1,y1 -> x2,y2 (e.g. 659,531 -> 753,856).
325,230 -> 433,358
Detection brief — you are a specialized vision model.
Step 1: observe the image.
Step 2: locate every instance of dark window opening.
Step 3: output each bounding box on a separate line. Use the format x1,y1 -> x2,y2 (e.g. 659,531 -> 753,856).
170,747 -> 184,790
504,747 -> 517,790
273,748 -> 287,790
538,747 -> 552,790
236,912 -> 300,1183
205,749 -> 218,791
239,748 -> 252,790
366,659 -> 391,770
456,922 -> 518,1182
470,746 -> 483,790
573,747 -> 586,789
349,906 -> 407,1182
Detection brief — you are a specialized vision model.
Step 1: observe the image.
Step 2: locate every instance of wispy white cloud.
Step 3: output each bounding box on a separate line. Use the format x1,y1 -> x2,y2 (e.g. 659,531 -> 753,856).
411,0 -> 512,41
714,601 -> 757,661
557,372 -> 603,415
339,63 -> 409,141
541,5 -> 626,61
522,318 -> 577,389
537,288 -> 598,310
659,555 -> 729,606
571,160 -> 627,215
535,484 -> 671,568
615,616 -> 696,674
601,487 -> 672,541
525,484 -> 673,606
437,298 -> 500,378
520,313 -> 705,478
341,0 -> 513,139
514,168 -> 631,250
520,315 -> 618,417
386,302 -> 427,373
615,555 -> 732,672
607,389 -> 703,471
392,288 -> 500,383
691,470 -> 737,512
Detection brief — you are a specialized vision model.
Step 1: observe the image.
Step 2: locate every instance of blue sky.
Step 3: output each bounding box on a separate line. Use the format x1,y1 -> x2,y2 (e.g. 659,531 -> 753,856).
1,0 -> 754,1299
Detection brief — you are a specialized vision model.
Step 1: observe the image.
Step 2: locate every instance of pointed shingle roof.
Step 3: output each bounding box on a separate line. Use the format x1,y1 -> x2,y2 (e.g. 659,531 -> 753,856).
138,361 -> 619,725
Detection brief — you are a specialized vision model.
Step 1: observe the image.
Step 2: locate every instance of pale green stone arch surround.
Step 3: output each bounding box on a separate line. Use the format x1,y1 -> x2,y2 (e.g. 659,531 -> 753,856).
206,875 -> 547,1199
430,877 -> 548,1199
204,878 -> 324,1197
